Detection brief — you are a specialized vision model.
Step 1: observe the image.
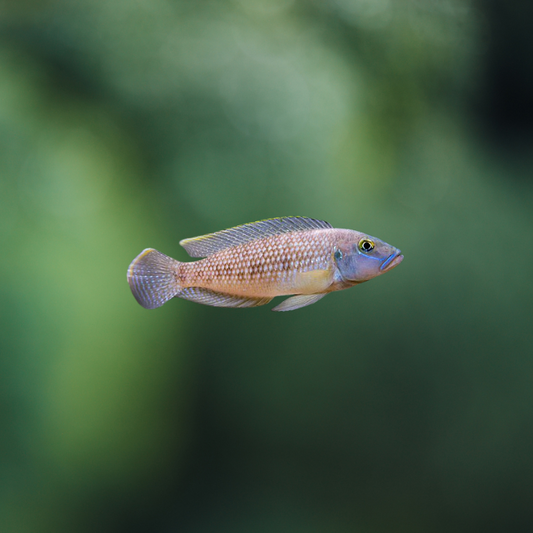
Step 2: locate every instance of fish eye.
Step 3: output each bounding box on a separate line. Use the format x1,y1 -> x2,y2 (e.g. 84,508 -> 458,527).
334,248 -> 343,261
359,239 -> 375,253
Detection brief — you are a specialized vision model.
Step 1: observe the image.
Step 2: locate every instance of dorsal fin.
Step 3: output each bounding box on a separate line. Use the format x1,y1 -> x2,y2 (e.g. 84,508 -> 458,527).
179,217 -> 332,258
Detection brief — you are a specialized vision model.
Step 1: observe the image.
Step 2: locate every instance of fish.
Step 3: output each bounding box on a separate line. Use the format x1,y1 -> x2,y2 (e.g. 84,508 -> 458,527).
127,217 -> 403,312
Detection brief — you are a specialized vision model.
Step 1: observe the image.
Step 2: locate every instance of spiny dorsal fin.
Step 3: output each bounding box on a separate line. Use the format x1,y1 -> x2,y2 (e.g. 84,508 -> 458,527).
180,217 -> 332,258
178,287 -> 272,308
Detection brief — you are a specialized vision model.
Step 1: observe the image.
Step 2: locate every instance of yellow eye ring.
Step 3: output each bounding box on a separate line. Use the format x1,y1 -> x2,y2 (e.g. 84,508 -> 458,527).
359,239 -> 375,253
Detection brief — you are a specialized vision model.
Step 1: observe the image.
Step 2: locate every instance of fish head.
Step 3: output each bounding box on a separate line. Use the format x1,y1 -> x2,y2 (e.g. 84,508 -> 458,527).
333,231 -> 403,283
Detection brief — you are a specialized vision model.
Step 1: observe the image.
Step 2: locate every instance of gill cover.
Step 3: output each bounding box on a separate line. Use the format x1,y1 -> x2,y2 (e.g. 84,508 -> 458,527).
334,234 -> 401,282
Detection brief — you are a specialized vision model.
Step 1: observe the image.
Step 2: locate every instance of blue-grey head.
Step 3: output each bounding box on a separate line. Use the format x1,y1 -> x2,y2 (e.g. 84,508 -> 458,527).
333,230 -> 403,283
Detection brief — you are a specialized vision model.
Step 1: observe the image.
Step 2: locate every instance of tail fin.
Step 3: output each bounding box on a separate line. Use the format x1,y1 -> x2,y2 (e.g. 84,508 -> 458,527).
127,249 -> 181,309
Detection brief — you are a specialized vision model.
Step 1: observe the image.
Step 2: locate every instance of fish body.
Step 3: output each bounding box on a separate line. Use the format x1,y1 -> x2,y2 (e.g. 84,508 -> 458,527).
127,217 -> 403,312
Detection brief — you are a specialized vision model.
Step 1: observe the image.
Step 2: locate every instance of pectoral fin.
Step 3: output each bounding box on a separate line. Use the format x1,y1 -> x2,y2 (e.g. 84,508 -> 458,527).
271,294 -> 326,312
179,287 -> 272,308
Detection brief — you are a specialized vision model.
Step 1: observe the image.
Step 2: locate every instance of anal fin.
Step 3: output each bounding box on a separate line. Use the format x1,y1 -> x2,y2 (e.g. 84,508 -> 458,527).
178,287 -> 272,308
271,294 -> 326,312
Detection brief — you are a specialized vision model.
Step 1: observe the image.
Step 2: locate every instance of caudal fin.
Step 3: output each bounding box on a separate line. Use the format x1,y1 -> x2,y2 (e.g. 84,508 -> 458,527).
127,249 -> 181,309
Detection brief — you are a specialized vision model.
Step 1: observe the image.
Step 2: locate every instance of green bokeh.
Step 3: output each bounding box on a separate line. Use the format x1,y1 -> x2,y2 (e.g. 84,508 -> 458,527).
1,1 -> 532,532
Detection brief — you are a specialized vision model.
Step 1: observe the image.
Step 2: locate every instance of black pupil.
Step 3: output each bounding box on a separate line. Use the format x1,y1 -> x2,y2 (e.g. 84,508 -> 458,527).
335,249 -> 342,260
363,241 -> 372,251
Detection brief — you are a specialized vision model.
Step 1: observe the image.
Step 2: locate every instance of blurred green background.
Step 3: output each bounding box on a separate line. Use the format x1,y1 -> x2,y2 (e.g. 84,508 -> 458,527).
1,1 -> 533,532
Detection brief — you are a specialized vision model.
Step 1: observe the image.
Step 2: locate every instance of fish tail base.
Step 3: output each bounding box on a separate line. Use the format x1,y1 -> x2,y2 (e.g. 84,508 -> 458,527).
127,248 -> 181,309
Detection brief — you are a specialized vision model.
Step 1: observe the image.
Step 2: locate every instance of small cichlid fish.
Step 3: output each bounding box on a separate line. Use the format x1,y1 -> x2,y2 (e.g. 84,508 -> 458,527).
127,217 -> 403,312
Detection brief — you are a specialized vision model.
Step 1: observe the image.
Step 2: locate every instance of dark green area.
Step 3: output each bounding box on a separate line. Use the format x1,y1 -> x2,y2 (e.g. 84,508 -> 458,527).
1,1 -> 532,532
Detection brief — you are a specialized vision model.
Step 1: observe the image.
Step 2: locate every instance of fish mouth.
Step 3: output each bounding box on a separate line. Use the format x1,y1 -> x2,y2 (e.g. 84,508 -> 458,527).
380,251 -> 404,272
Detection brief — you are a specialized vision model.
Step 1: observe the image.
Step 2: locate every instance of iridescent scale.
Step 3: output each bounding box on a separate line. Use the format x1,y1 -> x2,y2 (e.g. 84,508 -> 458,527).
178,230 -> 335,297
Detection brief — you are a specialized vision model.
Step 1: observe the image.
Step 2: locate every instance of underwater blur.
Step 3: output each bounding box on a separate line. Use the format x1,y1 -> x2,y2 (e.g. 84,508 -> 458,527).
1,1 -> 533,532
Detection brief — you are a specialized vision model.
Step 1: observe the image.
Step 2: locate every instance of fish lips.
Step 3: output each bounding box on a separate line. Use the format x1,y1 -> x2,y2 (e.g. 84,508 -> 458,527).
380,251 -> 404,272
